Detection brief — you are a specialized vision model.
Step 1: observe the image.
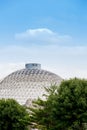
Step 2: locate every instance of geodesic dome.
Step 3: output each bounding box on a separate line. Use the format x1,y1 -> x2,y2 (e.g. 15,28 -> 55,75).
0,63 -> 62,106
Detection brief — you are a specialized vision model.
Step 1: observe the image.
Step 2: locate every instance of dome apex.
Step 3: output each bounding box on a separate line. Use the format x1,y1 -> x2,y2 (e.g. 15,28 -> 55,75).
25,63 -> 41,70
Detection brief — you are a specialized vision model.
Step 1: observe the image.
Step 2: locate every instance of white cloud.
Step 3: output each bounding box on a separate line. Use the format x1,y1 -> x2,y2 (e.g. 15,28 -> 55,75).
15,28 -> 71,45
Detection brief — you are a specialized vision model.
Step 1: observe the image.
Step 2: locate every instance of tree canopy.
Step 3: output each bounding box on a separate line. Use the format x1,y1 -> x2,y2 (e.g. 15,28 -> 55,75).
29,78 -> 87,130
0,98 -> 30,130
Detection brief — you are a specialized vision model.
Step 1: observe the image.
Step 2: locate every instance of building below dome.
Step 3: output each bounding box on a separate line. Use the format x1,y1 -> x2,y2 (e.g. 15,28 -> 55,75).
0,63 -> 62,106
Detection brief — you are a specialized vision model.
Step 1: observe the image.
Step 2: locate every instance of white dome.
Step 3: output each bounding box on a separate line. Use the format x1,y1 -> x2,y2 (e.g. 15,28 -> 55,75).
0,63 -> 62,106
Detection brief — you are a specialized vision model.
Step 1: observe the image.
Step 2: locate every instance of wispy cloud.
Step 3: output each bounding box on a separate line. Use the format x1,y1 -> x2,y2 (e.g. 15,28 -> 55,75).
15,28 -> 71,45
0,44 -> 87,79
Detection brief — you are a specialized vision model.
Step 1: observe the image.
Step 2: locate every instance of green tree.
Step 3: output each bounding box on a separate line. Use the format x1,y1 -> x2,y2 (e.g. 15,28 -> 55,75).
0,98 -> 30,130
29,78 -> 87,130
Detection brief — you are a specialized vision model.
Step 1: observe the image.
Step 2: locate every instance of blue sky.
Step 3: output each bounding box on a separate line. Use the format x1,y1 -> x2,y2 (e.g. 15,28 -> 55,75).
0,0 -> 87,79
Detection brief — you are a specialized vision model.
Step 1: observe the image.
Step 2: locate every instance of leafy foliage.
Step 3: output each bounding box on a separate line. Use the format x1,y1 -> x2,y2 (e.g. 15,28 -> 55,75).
0,99 -> 30,130
29,78 -> 87,130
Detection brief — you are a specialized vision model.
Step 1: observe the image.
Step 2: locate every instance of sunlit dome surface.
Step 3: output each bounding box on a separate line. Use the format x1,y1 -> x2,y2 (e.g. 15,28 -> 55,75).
0,63 -> 62,106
